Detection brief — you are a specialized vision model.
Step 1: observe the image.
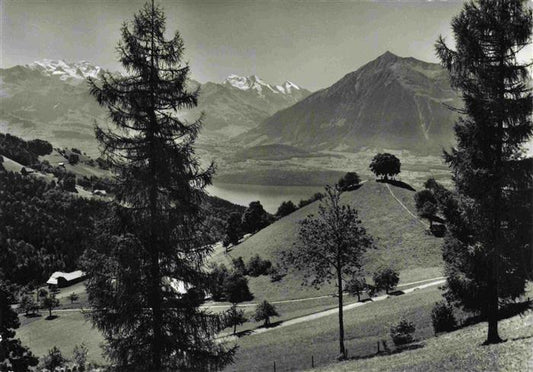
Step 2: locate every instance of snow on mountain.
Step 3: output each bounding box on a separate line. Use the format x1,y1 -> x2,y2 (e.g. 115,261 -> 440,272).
28,59 -> 103,81
223,74 -> 301,96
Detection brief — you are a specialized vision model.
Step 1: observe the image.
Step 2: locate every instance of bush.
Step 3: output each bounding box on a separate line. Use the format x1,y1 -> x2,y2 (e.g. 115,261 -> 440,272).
69,153 -> 80,165
43,346 -> 66,371
73,343 -> 88,371
390,319 -> 416,346
71,148 -> 81,154
269,265 -> 286,282
231,256 -> 247,275
247,255 -> 272,277
338,172 -> 361,191
431,301 -> 457,334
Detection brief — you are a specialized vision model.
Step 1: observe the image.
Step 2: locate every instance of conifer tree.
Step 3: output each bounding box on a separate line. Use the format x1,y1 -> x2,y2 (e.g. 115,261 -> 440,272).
85,1 -> 234,370
436,0 -> 532,344
0,280 -> 38,371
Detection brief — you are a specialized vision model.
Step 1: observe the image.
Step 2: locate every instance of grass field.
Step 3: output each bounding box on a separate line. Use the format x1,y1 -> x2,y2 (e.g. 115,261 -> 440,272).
316,311 -> 533,372
223,286 -> 444,371
209,181 -> 444,301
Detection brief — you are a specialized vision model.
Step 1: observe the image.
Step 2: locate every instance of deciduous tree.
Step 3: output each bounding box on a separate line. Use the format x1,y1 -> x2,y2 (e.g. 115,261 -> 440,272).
369,153 -> 401,180
284,186 -> 374,359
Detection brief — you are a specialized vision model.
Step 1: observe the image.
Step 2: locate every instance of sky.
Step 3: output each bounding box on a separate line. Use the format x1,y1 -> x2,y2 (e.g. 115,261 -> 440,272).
2,0 -> 468,91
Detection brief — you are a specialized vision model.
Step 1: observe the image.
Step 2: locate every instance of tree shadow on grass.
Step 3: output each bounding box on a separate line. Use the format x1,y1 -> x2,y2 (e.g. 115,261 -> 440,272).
234,330 -> 253,338
388,290 -> 405,296
45,315 -> 59,320
348,342 -> 425,362
376,179 -> 416,192
24,313 -> 42,318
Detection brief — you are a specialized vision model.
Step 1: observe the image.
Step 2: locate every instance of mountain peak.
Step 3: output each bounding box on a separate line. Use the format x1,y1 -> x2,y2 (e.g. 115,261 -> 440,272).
28,59 -> 103,81
223,74 -> 303,95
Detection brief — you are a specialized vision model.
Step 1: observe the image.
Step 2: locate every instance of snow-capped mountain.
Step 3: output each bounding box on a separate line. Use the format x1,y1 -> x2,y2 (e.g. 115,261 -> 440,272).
181,75 -> 311,137
0,60 -> 311,154
27,59 -> 104,82
223,74 -> 302,96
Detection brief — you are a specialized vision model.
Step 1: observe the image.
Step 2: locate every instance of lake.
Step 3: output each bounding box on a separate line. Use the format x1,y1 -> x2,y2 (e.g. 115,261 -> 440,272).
206,183 -> 326,213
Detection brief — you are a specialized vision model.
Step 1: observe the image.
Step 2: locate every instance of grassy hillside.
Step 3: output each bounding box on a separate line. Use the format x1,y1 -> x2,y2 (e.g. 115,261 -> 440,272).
316,311 -> 533,372
210,181 -> 444,301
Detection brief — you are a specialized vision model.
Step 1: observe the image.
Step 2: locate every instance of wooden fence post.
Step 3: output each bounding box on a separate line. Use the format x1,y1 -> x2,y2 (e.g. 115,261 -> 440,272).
312,355 -> 314,368
273,361 -> 276,372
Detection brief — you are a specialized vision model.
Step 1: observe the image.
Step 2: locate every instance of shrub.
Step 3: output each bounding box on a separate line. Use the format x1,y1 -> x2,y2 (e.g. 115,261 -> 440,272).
431,301 -> 457,334
68,292 -> 79,304
71,148 -> 81,154
69,153 -> 80,165
43,346 -> 66,371
269,265 -> 287,282
247,255 -> 272,277
390,319 -> 416,346
338,172 -> 361,191
73,343 -> 88,371
231,256 -> 247,275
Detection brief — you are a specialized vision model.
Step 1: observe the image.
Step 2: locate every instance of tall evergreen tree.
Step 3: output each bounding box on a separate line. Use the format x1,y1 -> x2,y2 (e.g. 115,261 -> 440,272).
85,1 -> 234,370
0,280 -> 38,371
436,0 -> 532,344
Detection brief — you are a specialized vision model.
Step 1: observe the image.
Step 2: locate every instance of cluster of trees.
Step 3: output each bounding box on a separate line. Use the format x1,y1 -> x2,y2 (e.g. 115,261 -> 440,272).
223,201 -> 273,247
0,133 -> 52,166
337,172 -> 361,191
0,163 -> 105,285
275,192 -> 325,219
345,267 -> 400,301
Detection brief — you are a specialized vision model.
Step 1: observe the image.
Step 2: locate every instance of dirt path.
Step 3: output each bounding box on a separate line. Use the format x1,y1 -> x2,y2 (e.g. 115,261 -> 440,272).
384,183 -> 428,228
219,278 -> 446,340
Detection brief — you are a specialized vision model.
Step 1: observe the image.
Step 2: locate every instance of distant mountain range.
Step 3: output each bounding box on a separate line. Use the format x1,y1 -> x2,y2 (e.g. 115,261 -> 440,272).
183,74 -> 311,138
0,60 -> 310,154
238,51 -> 462,153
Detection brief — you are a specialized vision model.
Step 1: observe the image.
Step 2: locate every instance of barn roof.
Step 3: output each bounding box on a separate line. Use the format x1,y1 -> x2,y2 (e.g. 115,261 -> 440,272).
46,270 -> 85,285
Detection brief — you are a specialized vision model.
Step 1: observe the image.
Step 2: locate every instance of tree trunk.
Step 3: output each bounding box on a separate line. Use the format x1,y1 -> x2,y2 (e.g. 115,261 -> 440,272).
337,268 -> 346,359
356,290 -> 360,302
233,322 -> 237,335
48,307 -> 52,318
485,260 -> 502,344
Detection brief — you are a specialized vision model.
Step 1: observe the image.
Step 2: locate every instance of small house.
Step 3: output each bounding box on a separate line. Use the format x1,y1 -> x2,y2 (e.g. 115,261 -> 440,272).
47,270 -> 86,288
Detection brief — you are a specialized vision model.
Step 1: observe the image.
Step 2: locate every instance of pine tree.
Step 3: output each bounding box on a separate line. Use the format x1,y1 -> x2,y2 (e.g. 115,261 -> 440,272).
0,280 -> 38,371
85,1 -> 234,370
436,0 -> 532,344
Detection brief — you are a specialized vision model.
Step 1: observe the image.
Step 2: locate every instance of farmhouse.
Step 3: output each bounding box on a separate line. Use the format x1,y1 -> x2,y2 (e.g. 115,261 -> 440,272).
47,270 -> 86,288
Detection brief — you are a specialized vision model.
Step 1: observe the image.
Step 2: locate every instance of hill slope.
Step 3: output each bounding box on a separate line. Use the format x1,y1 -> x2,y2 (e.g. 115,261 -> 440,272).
239,51 -> 461,153
210,181 -> 444,300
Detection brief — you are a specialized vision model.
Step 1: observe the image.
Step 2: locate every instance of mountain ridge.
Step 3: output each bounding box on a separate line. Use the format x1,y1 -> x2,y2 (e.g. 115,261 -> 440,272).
238,51 -> 462,153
